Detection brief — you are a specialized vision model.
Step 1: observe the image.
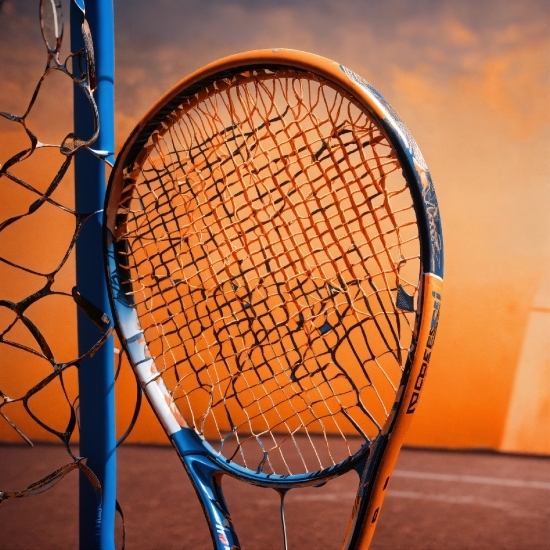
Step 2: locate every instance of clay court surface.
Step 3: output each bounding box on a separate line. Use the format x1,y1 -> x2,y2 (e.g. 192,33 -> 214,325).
1,443 -> 549,550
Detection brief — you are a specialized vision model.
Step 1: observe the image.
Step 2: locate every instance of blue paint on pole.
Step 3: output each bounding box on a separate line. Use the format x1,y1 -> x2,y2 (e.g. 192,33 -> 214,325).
70,1 -> 116,549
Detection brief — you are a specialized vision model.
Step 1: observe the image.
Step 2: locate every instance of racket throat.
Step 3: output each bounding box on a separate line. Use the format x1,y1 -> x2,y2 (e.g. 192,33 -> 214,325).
343,435 -> 389,550
184,454 -> 239,550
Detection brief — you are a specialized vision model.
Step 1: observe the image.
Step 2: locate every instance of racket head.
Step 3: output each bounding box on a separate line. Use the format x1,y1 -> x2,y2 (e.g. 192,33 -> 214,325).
104,49 -> 443,490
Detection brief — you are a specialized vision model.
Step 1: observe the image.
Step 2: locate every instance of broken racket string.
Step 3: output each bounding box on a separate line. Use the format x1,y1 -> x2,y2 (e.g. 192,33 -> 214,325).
116,67 -> 421,474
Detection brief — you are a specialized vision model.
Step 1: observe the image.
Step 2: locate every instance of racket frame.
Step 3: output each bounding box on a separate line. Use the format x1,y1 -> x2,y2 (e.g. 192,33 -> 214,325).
104,49 -> 443,550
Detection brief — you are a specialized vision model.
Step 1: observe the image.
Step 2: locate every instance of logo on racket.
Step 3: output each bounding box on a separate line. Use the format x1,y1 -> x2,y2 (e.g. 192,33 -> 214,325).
406,291 -> 441,414
215,516 -> 231,550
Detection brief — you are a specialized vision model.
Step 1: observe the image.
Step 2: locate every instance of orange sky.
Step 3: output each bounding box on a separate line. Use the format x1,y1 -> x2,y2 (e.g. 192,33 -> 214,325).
0,0 -> 548,451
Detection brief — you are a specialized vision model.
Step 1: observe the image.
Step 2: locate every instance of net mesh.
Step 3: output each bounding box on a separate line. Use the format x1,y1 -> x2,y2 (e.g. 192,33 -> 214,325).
0,0 -> 121,506
115,68 -> 421,476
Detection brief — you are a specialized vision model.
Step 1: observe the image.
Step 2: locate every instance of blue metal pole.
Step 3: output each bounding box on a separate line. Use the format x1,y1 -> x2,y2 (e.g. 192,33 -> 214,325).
70,1 -> 116,549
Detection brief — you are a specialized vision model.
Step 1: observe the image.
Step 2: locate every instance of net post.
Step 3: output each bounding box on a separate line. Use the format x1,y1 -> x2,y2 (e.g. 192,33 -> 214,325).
70,1 -> 116,549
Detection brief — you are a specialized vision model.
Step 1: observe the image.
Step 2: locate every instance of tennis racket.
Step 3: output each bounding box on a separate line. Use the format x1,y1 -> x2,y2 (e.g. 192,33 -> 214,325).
104,49 -> 443,549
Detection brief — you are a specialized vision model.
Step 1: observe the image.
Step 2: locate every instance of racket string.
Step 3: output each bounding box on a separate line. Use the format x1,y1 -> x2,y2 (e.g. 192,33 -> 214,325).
117,68 -> 421,476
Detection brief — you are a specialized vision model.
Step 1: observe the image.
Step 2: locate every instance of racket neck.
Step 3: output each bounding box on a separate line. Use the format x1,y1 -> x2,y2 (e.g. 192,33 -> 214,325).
171,429 -> 240,550
343,435 -> 388,550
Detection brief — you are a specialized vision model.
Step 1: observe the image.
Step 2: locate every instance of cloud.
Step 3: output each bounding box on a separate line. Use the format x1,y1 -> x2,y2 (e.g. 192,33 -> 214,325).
444,19 -> 478,46
478,39 -> 550,138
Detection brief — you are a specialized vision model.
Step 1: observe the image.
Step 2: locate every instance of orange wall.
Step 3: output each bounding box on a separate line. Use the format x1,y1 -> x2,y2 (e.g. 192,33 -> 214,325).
0,1 -> 548,453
